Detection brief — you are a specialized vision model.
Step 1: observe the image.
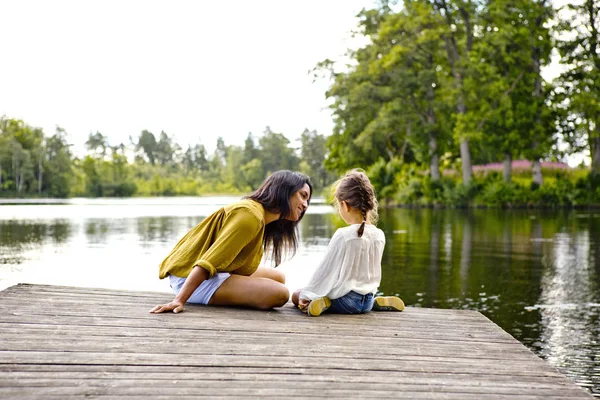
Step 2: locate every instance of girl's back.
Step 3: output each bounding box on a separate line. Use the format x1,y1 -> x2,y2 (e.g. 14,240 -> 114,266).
334,224 -> 385,294
301,223 -> 385,301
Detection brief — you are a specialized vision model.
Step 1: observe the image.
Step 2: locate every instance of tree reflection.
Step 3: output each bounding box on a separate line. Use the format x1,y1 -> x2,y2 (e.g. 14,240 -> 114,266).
459,211 -> 473,293
0,220 -> 71,264
136,216 -> 204,248
84,220 -> 110,244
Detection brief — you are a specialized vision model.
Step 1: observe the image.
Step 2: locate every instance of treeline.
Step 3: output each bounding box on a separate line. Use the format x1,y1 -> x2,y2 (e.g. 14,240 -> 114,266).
2,0 -> 600,207
316,0 -> 600,206
0,118 -> 335,198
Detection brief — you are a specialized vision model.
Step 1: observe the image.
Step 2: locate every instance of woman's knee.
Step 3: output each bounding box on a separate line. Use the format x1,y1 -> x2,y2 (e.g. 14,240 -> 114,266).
268,269 -> 286,284
251,267 -> 286,284
257,284 -> 289,310
275,269 -> 286,284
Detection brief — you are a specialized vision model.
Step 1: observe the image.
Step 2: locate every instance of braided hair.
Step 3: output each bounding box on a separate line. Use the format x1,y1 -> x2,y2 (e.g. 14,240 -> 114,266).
333,169 -> 379,237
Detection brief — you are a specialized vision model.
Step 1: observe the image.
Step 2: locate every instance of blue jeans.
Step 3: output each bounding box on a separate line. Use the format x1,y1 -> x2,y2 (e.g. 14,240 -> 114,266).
329,291 -> 374,314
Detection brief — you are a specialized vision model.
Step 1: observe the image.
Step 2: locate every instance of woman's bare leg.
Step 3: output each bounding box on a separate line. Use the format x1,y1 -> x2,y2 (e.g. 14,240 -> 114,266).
250,267 -> 286,284
209,275 -> 290,310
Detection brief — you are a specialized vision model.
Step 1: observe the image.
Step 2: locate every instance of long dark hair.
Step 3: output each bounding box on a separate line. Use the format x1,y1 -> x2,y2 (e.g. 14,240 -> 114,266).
245,170 -> 313,265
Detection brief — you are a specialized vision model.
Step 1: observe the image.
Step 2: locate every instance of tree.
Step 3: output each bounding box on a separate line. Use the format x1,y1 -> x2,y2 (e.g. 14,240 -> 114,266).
45,127 -> 73,198
430,0 -> 480,183
317,6 -> 419,176
81,155 -> 102,196
478,0 -> 554,184
0,117 -> 44,195
0,127 -> 10,190
555,0 -> 600,176
242,158 -> 265,189
242,133 -> 260,165
32,131 -> 44,194
155,131 -> 175,167
136,130 -> 158,165
85,132 -> 108,159
223,145 -> 249,191
215,136 -> 228,165
527,0 -> 555,186
372,1 -> 452,181
182,143 -> 209,173
258,127 -> 299,174
299,129 -> 335,188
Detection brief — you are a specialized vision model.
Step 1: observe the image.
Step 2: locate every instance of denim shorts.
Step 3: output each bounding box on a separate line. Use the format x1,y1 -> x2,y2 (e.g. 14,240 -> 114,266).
329,291 -> 374,314
169,272 -> 230,305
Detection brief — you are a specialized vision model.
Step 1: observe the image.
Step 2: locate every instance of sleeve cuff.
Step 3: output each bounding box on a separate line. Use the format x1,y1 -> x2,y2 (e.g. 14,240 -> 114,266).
194,260 -> 217,279
299,290 -> 320,301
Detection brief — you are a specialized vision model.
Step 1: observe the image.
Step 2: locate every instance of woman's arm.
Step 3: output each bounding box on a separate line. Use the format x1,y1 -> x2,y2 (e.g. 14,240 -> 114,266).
150,208 -> 262,314
149,266 -> 209,313
193,208 -> 263,278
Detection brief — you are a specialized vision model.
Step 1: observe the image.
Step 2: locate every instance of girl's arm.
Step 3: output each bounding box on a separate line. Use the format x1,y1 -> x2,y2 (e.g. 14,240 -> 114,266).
299,231 -> 351,301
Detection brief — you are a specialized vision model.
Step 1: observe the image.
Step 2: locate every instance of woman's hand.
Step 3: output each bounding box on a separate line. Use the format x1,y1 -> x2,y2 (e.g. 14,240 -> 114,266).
298,299 -> 310,313
149,300 -> 185,314
150,267 -> 208,314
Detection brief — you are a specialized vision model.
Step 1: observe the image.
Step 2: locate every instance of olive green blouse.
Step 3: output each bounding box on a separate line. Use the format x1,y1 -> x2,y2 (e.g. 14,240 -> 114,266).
158,199 -> 266,280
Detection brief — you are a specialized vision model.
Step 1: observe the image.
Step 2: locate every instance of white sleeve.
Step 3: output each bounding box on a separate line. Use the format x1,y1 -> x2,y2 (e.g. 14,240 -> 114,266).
299,231 -> 353,301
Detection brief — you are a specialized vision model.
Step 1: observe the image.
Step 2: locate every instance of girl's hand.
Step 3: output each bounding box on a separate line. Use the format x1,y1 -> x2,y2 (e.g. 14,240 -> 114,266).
298,299 -> 310,313
149,300 -> 185,314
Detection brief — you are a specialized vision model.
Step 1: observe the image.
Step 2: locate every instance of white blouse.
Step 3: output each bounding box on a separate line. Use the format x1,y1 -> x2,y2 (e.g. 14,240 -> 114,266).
299,224 -> 386,301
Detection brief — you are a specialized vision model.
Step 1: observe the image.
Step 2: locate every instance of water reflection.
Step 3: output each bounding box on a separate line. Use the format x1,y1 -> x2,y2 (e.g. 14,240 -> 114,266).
136,216 -> 205,245
0,202 -> 598,396
376,209 -> 599,397
0,220 -> 71,265
534,227 -> 600,394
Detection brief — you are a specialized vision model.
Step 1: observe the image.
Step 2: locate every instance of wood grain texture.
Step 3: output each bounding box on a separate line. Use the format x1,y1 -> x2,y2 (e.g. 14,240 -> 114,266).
0,284 -> 593,399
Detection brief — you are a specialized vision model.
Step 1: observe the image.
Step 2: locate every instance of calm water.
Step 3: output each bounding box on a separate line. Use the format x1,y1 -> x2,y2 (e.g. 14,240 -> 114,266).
1,198 -> 599,396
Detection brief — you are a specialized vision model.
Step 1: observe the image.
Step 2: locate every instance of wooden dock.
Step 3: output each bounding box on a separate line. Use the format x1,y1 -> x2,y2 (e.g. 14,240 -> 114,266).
0,284 -> 593,399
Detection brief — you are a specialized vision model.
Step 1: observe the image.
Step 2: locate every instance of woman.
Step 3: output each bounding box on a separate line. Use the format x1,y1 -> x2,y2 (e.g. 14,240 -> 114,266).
150,170 -> 312,314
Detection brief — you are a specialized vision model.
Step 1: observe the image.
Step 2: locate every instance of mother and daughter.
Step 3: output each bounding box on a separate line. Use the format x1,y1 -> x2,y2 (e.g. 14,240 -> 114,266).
150,169 -> 404,316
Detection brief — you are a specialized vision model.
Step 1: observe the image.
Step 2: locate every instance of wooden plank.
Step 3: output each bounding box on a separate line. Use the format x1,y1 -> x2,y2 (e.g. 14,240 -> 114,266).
0,379 -> 589,397
0,389 -> 586,400
0,335 -> 535,360
0,368 -> 574,385
0,284 -> 593,399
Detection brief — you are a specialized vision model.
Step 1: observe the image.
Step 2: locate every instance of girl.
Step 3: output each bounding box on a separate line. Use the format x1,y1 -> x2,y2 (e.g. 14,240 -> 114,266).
292,169 -> 404,316
150,170 -> 312,314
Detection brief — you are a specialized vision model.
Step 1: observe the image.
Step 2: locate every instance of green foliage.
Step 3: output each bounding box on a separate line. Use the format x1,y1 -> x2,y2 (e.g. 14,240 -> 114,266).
0,117 -> 336,198
258,127 -> 300,175
299,129 -> 336,189
369,163 -> 600,208
477,181 -> 526,207
553,0 -> 600,175
367,158 -> 404,203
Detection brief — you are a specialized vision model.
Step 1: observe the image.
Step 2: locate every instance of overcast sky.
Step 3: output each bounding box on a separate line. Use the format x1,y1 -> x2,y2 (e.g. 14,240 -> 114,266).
0,0 -> 375,154
1,0 -> 584,165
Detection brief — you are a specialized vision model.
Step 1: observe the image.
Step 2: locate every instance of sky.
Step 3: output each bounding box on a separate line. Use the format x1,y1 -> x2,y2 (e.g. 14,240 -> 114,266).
0,0 -> 375,154
0,0 -> 586,166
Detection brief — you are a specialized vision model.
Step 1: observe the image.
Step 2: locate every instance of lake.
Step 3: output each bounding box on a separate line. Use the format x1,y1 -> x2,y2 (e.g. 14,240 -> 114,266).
1,197 -> 599,397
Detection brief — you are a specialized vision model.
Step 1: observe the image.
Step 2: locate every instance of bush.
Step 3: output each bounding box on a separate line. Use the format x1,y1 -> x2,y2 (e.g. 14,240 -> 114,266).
444,181 -> 479,207
477,181 -> 524,207
369,162 -> 599,208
